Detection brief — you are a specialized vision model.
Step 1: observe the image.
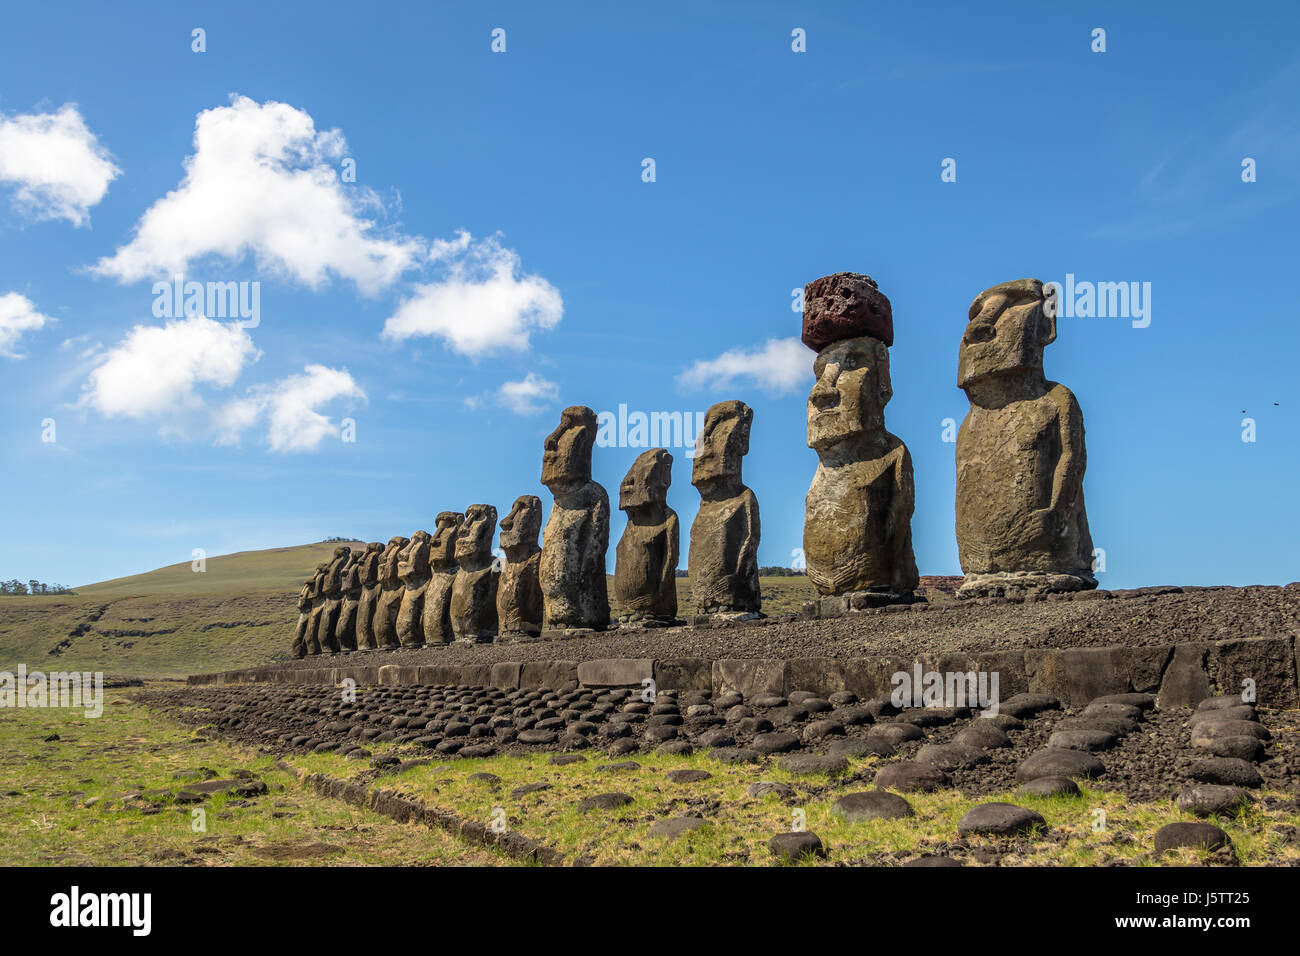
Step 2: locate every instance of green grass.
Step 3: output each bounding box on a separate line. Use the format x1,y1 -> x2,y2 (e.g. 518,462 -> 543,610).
0,685 -> 513,866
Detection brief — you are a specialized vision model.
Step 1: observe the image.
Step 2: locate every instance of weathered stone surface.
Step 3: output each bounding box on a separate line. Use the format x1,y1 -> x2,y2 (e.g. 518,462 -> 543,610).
953,721 -> 1012,749
1154,822 -> 1231,854
577,659 -> 654,688
540,407 -> 610,630
333,548 -> 363,652
828,736 -> 895,758
1189,757 -> 1263,788
1027,646 -> 1170,706
614,448 -> 680,623
768,831 -> 826,862
998,693 -> 1061,719
777,753 -> 848,775
372,538 -> 408,649
648,816 -> 707,840
1201,736 -> 1265,762
316,547 -> 350,654
801,272 -> 893,351
712,659 -> 784,699
354,542 -> 384,650
1047,728 -> 1118,752
689,400 -> 761,616
496,496 -> 543,640
1016,748 -> 1105,782
1017,776 -> 1081,798
578,792 -> 632,812
291,577 -> 313,658
1213,636 -> 1298,708
916,743 -> 990,770
421,512 -> 462,645
955,279 -> 1096,597
957,802 -> 1047,837
874,761 -> 950,793
748,781 -> 795,799
832,790 -> 914,822
1177,785 -> 1250,818
803,332 -> 918,598
1157,642 -> 1213,708
396,531 -> 431,648
451,504 -> 499,643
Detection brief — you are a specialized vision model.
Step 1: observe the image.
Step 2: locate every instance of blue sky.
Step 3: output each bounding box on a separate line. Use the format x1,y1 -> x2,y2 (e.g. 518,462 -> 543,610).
1,1 -> 1297,590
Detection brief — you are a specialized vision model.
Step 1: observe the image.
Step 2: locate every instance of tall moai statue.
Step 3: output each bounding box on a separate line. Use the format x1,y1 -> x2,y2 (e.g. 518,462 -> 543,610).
372,536 -> 409,649
689,400 -> 761,620
315,546 -> 350,654
614,448 -> 680,625
955,278 -> 1096,597
334,549 -> 362,652
497,495 -> 544,641
304,562 -> 328,655
802,273 -> 918,606
354,542 -> 383,650
422,512 -> 463,645
291,577 -> 313,658
540,406 -> 610,632
396,529 -> 432,647
451,504 -> 499,642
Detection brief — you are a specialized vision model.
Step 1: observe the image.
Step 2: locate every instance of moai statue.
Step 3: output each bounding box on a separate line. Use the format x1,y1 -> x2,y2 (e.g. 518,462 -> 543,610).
333,550 -> 362,652
371,536 -> 409,649
304,563 -> 328,655
396,530 -> 432,647
291,577 -> 313,658
540,406 -> 610,632
689,400 -> 761,619
955,278 -> 1096,597
451,504 -> 499,642
421,512 -> 463,645
614,448 -> 680,625
354,542 -> 384,650
315,546 -> 350,654
802,273 -> 918,607
496,495 -> 544,641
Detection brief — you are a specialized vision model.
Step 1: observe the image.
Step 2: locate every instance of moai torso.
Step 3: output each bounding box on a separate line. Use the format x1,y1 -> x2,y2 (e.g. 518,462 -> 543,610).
614,448 -> 679,621
292,580 -> 313,658
540,406 -> 610,630
334,551 -> 362,652
373,537 -> 408,648
396,531 -> 431,647
451,505 -> 499,642
497,496 -> 543,638
955,279 -> 1096,592
422,513 -> 463,644
689,401 -> 761,615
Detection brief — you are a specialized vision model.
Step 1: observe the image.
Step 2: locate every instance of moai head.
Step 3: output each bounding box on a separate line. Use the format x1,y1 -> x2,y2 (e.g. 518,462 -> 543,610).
692,400 -> 752,494
498,495 -> 542,556
620,448 -> 673,514
429,512 -> 464,569
381,536 -> 408,583
541,406 -> 597,494
801,273 -> 894,352
456,504 -> 498,565
404,530 -> 431,577
365,541 -> 383,560
807,336 -> 892,452
958,279 -> 1056,391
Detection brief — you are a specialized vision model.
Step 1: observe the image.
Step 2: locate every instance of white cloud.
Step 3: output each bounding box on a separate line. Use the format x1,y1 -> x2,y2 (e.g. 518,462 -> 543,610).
382,231 -> 563,357
0,292 -> 55,358
0,105 -> 120,226
80,315 -> 259,418
497,372 -> 559,415
92,95 -> 422,292
216,364 -> 365,453
677,337 -> 811,395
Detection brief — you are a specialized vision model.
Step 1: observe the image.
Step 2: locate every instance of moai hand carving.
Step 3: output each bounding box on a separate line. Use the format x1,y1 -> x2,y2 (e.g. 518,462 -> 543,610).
334,549 -> 362,652
614,448 -> 680,625
422,512 -> 463,645
396,530 -> 432,647
451,504 -> 499,642
354,542 -> 383,650
540,406 -> 610,632
497,495 -> 543,641
291,578 -> 313,658
316,546 -> 350,654
371,536 -> 409,649
955,278 -> 1096,597
688,400 -> 761,619
305,563 -> 328,655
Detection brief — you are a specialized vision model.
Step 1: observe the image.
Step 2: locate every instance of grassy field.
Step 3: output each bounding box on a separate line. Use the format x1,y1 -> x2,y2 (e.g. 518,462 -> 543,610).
4,686 -> 1294,867
0,542 -> 820,678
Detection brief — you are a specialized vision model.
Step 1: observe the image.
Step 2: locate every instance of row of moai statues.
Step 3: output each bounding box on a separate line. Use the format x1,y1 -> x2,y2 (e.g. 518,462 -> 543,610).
291,271 -> 1095,655
291,400 -> 762,656
800,273 -> 1095,604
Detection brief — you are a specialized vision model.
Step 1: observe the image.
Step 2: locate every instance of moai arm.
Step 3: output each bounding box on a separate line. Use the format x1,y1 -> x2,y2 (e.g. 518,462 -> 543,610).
661,512 -> 681,604
738,490 -> 761,587
592,491 -> 611,575
890,443 -> 920,593
1046,386 -> 1087,522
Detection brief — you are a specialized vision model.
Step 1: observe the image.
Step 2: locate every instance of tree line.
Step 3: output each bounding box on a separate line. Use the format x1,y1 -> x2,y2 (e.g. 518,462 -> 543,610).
0,580 -> 75,595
